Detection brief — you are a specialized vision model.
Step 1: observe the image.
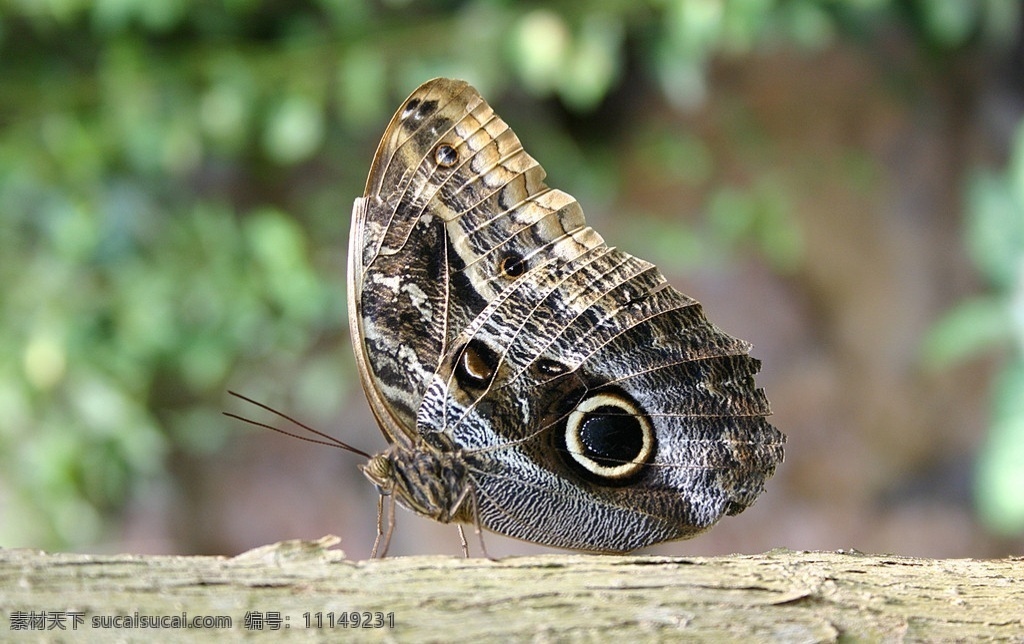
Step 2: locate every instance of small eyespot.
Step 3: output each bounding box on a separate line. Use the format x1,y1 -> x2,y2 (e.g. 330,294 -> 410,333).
535,358 -> 569,377
434,143 -> 459,168
563,392 -> 654,481
453,339 -> 498,391
400,98 -> 421,120
497,251 -> 526,278
402,98 -> 436,123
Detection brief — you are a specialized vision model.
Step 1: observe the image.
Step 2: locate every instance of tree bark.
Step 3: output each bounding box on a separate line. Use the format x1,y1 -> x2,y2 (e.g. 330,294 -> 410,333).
1,537 -> 1022,641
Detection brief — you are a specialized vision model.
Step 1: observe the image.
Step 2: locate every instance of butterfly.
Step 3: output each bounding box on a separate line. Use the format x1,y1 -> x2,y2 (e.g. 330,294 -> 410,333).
334,77 -> 785,555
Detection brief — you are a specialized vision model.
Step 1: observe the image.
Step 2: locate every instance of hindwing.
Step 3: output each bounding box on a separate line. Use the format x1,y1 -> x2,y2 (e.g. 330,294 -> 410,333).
349,78 -> 784,552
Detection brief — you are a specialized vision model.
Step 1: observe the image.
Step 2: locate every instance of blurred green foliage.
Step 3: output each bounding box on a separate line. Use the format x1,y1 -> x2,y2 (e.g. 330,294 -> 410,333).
925,122 -> 1024,536
0,0 -> 1020,549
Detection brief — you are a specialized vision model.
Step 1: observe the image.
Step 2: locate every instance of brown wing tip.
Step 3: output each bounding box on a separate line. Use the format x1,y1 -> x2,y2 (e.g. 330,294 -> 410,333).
412,77 -> 473,95
362,77 -> 483,198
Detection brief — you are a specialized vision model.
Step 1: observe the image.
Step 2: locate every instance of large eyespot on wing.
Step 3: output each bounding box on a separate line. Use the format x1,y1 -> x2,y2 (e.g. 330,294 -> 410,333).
353,78 -> 785,552
425,243 -> 784,551
560,390 -> 655,482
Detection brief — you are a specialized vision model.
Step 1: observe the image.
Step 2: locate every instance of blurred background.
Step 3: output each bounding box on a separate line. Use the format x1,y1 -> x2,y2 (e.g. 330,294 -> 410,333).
2,0 -> 1023,559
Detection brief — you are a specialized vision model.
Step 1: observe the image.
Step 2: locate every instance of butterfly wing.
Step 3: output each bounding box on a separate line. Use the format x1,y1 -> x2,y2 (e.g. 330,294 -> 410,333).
350,78 -> 490,441
420,247 -> 783,551
351,78 -> 784,551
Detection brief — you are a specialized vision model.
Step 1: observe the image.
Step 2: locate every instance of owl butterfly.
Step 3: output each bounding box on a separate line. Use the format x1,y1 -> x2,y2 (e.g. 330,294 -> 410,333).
347,78 -> 784,554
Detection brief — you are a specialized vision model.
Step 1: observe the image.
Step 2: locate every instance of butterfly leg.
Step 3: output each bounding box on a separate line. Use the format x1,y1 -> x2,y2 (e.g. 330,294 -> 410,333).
466,489 -> 494,560
381,494 -> 396,558
371,493 -> 397,558
457,525 -> 469,557
370,494 -> 384,558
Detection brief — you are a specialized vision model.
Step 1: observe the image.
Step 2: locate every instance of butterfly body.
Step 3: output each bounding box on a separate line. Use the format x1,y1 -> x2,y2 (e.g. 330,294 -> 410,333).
349,78 -> 784,553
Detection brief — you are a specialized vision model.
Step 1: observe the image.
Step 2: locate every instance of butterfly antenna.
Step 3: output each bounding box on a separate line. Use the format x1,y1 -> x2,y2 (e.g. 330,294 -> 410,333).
224,390 -> 372,459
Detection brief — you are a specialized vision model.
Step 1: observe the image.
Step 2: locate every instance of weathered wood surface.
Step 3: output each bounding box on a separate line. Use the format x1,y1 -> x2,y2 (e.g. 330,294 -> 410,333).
1,536 -> 1022,641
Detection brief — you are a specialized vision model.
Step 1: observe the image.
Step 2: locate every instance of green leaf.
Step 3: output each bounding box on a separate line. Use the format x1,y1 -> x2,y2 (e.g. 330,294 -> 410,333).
975,359 -> 1024,535
263,94 -> 325,164
243,207 -> 325,324
559,15 -> 622,111
921,296 -> 1013,369
966,167 -> 1024,291
917,0 -> 979,47
338,47 -> 388,127
510,9 -> 570,95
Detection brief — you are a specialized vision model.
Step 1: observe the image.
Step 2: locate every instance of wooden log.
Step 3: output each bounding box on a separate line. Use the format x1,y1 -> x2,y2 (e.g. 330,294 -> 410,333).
1,537 -> 1022,641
